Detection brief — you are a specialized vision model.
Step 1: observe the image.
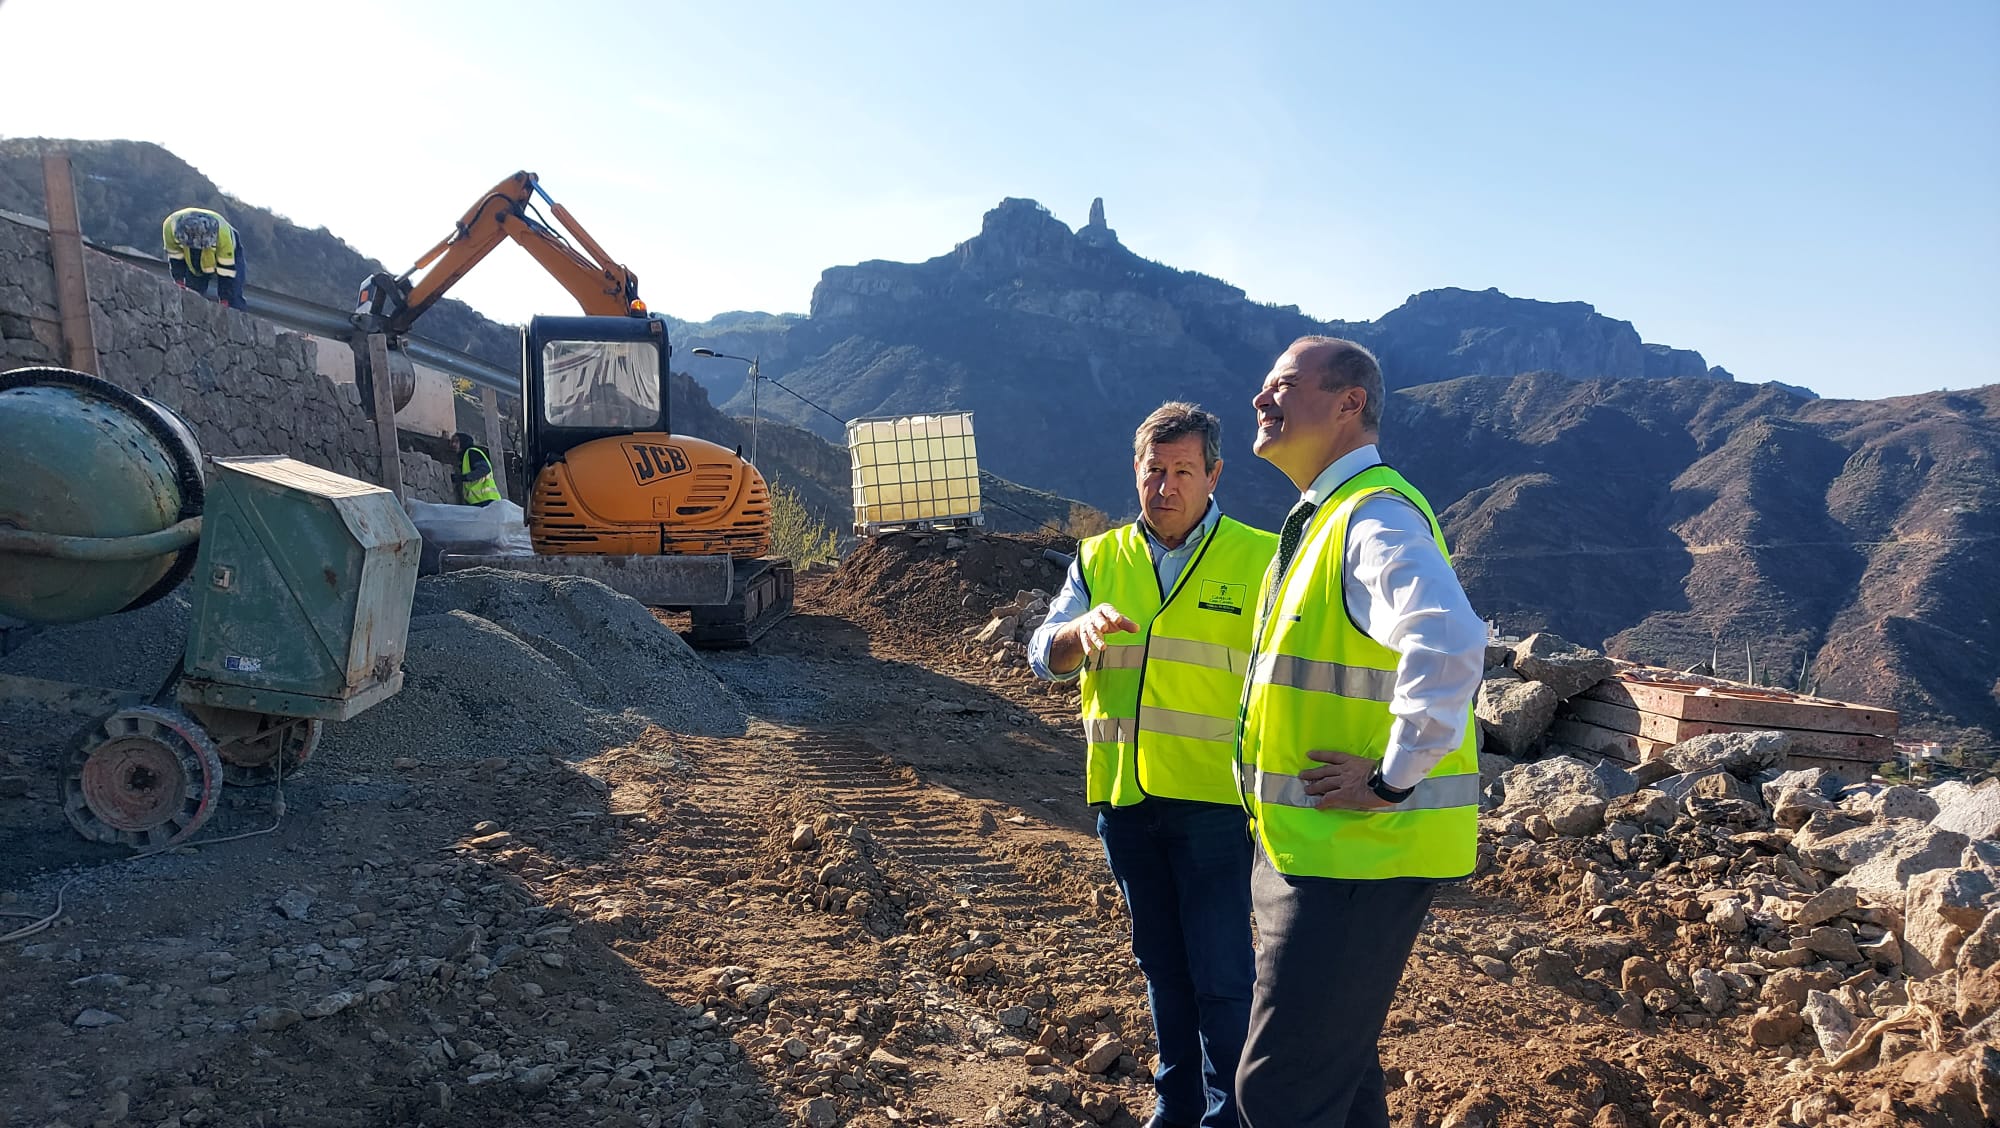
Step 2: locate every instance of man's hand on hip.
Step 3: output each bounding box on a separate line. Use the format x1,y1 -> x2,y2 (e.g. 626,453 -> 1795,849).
1072,603 -> 1138,658
1300,749 -> 1395,811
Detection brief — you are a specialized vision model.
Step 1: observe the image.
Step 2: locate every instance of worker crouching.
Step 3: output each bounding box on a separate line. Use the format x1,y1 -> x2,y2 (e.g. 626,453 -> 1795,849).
451,432 -> 501,506
162,207 -> 247,309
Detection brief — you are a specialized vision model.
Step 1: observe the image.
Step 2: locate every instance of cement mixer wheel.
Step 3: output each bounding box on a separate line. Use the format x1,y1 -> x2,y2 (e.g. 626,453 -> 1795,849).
60,705 -> 223,850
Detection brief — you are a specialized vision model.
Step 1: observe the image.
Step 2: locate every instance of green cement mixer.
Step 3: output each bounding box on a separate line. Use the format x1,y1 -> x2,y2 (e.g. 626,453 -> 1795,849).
0,367 -> 420,850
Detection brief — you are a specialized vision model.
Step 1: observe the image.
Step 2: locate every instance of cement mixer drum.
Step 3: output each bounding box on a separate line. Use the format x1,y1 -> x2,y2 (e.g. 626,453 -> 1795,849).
0,367 -> 205,624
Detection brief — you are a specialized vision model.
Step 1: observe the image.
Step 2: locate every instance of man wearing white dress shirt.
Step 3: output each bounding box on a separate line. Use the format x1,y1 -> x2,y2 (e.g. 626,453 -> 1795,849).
1232,336 -> 1486,1128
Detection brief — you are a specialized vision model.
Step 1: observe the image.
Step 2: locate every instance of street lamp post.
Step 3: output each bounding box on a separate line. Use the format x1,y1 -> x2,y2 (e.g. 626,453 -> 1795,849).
690,347 -> 761,466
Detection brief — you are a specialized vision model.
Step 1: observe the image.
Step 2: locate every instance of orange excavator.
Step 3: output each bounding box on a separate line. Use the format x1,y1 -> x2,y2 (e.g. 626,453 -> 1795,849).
352,171 -> 793,646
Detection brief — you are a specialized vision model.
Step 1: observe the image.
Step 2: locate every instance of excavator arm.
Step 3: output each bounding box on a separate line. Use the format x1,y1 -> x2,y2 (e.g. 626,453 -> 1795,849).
353,171 -> 642,338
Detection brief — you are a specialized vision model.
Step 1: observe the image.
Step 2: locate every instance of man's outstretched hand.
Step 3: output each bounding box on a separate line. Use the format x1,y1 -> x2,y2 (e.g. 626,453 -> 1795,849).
1072,603 -> 1139,659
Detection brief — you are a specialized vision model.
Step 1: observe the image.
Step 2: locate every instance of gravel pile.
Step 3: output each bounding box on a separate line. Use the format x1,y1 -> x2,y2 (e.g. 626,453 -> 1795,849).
322,569 -> 748,767
0,591 -> 191,691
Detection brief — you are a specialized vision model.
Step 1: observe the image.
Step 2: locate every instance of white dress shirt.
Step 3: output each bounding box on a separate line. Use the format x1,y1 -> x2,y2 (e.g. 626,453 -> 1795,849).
1295,445 -> 1486,790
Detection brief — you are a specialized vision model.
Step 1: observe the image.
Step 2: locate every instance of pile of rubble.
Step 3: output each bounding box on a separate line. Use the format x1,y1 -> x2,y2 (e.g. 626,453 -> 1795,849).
1469,685 -> 1999,1119
961,589 -> 1053,667
821,532 -> 1071,663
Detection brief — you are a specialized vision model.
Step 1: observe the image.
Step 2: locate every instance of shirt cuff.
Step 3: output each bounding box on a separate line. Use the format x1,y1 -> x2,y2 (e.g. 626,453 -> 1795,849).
1379,717 -> 1458,791
1027,625 -> 1081,682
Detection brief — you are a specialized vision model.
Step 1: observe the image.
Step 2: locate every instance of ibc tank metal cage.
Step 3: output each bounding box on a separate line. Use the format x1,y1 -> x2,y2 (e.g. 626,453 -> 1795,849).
846,411 -> 986,536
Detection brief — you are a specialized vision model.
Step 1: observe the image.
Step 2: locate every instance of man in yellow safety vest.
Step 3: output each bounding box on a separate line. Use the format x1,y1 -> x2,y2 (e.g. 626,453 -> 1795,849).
161,207 -> 247,309
1029,402 -> 1276,1128
450,432 -> 502,506
1233,338 -> 1486,1127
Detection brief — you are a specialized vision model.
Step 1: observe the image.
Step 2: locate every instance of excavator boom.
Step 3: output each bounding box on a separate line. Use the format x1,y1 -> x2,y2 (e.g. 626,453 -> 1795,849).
353,172 -> 641,338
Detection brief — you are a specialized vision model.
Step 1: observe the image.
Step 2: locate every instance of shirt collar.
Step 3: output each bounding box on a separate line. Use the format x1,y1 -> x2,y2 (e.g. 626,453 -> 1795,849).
1300,444 -> 1382,507
1139,496 -> 1221,552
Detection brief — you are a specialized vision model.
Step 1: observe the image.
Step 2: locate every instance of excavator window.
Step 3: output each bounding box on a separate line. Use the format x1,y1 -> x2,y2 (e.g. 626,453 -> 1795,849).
540,338 -> 661,429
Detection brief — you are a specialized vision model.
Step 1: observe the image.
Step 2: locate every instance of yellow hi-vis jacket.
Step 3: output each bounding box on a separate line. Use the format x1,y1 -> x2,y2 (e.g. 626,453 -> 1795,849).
459,447 -> 501,505
162,208 -> 238,278
1236,464 -> 1479,879
1077,514 -> 1277,807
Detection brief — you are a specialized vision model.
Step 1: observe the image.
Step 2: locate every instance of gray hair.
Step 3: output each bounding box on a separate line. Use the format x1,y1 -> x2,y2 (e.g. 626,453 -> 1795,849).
1134,401 -> 1223,470
1293,336 -> 1385,432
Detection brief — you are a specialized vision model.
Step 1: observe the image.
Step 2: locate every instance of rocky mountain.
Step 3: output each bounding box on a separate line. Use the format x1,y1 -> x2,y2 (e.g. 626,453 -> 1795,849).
1386,376 -> 2000,744
666,197 -> 1751,529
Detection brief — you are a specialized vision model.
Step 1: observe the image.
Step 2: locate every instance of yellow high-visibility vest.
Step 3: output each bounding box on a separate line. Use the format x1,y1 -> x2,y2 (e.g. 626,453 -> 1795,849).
460,447 -> 501,505
1077,514 -> 1277,806
161,208 -> 238,277
1237,464 -> 1479,879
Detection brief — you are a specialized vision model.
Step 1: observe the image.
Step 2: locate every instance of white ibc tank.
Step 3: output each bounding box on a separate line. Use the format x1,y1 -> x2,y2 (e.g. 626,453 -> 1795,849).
847,412 -> 983,532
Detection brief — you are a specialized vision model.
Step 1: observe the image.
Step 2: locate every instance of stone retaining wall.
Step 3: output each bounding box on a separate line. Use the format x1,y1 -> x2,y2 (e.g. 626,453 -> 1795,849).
0,215 -> 450,501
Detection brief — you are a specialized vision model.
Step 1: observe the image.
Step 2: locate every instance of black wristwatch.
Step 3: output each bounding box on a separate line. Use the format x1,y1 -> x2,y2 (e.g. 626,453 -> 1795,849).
1367,766 -> 1415,805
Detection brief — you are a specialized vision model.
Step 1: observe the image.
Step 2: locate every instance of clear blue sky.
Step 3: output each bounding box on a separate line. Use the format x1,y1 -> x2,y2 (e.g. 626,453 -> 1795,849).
2,0 -> 1995,400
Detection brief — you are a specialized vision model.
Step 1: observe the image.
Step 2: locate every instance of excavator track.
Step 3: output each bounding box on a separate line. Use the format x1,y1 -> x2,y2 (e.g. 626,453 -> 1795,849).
687,557 -> 795,649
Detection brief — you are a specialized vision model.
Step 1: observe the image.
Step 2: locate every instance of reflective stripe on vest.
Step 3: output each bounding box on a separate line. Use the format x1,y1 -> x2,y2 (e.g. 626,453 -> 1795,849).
1251,651 -> 1397,702
1238,761 -> 1482,811
1076,514 -> 1277,807
1236,464 -> 1479,880
460,447 -> 502,505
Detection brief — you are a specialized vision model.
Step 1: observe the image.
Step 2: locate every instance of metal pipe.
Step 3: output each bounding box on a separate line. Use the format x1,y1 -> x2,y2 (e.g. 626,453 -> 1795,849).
0,517 -> 203,561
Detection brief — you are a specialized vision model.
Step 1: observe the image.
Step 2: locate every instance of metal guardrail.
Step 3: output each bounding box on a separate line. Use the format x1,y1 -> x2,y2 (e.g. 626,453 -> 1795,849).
0,209 -> 522,398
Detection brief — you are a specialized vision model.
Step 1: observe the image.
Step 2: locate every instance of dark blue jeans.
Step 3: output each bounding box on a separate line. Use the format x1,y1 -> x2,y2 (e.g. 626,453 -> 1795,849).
1097,798 -> 1255,1128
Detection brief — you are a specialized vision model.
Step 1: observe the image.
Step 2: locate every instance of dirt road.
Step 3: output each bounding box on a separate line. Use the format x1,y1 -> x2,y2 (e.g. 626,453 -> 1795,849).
0,555 -> 1984,1127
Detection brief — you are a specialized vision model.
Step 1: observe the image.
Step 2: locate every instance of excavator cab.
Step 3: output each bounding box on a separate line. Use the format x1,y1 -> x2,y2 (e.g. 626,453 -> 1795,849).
524,314 -> 670,464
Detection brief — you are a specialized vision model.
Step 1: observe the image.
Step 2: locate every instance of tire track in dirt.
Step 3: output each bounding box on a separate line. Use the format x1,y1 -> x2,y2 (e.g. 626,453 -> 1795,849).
786,732 -> 1059,908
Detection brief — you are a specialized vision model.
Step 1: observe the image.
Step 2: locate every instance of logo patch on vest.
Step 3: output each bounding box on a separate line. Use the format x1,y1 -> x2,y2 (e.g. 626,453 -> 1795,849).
1197,580 -> 1247,615
623,442 -> 692,485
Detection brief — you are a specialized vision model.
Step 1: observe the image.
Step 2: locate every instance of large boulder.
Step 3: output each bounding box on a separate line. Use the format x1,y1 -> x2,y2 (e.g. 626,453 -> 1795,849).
1476,676 -> 1558,758
1791,809 -> 1870,854
1763,768 -> 1841,807
1763,767 -> 1839,829
1590,758 -> 1638,800
1872,784 -> 1941,823
1510,633 -> 1614,701
1825,821 -> 1971,904
1934,779 -> 2000,840
1688,771 -> 1762,806
1497,756 -> 1610,814
1905,867 -> 1999,977
1802,990 -> 1857,1061
1962,912 -> 2000,972
1548,795 -> 1607,836
1663,730 -> 1792,779
1605,788 -> 1675,830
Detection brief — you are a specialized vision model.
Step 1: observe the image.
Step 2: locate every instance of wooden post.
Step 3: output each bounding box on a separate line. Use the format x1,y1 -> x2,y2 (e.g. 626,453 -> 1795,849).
40,152 -> 99,375
479,385 -> 509,501
365,333 -> 405,502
